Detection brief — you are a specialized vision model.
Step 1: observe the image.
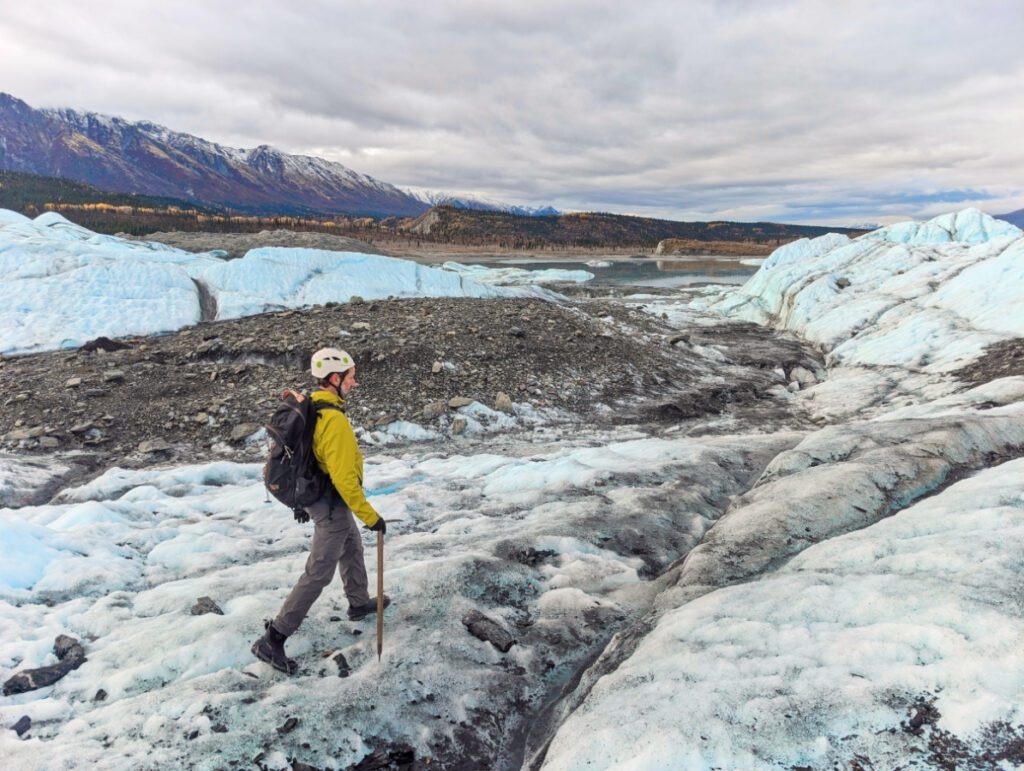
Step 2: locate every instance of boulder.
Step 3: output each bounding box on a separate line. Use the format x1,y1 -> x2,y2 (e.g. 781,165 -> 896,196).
3,636 -> 87,696
789,366 -> 820,387
448,396 -> 473,409
462,609 -> 515,653
190,596 -> 224,616
494,392 -> 514,413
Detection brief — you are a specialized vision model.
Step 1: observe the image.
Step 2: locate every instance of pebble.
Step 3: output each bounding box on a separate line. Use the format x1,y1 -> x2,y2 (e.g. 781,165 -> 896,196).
11,715 -> 30,737
102,369 -> 126,383
190,596 -> 224,616
65,377 -> 82,388
451,417 -> 468,434
494,392 -> 514,413
431,361 -> 444,374
448,396 -> 473,408
229,423 -> 261,442
422,401 -> 447,420
138,439 -> 173,453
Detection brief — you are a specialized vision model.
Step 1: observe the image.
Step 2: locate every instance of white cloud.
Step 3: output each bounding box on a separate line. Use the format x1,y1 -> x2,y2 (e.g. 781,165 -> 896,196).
1,0 -> 1022,224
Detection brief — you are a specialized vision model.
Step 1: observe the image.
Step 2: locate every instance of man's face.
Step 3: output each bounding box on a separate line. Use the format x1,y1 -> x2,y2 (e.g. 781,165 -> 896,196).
340,367 -> 358,396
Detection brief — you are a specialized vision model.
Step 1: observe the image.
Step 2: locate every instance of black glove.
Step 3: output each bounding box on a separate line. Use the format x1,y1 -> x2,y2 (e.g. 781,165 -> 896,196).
368,517 -> 386,534
293,509 -> 310,524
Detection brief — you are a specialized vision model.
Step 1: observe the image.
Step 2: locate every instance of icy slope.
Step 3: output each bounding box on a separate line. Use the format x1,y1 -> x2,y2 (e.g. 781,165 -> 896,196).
706,208 -> 1024,372
201,248 -> 554,320
541,453 -> 1024,770
0,211 -> 555,354
0,430 -> 798,769
535,211 -> 1024,769
0,211 -> 219,355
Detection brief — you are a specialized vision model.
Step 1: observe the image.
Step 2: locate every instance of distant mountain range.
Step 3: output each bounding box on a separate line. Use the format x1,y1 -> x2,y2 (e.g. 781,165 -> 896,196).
404,187 -> 559,217
998,208 -> 1024,228
0,93 -> 566,219
0,93 -> 428,217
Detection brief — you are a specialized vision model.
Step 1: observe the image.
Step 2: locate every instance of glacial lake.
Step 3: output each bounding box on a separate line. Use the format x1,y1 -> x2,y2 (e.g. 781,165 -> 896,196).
496,257 -> 762,288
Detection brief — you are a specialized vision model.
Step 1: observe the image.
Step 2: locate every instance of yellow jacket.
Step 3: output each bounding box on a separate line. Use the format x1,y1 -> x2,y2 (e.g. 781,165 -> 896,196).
310,390 -> 380,528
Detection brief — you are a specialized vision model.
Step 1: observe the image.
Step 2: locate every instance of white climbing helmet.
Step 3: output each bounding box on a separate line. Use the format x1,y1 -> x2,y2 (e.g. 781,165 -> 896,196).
310,347 -> 355,378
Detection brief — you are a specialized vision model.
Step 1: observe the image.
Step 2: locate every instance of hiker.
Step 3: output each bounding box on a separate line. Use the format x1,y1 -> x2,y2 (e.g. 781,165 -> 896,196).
252,347 -> 389,674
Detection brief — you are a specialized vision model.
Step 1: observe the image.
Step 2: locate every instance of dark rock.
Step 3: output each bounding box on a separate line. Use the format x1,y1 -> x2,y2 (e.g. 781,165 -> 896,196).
461,609 -> 515,653
94,689 -> 107,701
82,336 -> 129,353
3,635 -> 86,696
212,723 -> 228,733
277,716 -> 299,734
186,728 -> 200,740
11,715 -> 31,737
389,745 -> 416,764
190,596 -> 224,616
495,541 -> 555,567
351,748 -> 391,771
508,327 -> 525,338
334,653 -> 350,677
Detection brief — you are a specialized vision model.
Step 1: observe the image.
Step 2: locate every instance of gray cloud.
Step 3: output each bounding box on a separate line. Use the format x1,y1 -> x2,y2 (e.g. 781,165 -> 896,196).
1,0 -> 1022,224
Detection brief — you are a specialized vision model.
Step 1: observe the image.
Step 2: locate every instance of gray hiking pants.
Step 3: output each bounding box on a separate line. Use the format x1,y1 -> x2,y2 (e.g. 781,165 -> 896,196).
273,490 -> 370,636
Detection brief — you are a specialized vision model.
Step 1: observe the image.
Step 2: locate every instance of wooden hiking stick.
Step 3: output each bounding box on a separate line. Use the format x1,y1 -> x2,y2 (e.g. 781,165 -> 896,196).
376,533 -> 384,661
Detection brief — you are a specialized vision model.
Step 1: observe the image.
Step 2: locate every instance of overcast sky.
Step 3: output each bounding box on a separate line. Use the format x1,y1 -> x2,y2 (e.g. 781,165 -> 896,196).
2,0 -> 1022,225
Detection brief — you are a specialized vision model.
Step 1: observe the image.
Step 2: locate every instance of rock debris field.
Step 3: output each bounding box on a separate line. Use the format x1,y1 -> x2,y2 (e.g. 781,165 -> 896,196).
0,293 -> 822,495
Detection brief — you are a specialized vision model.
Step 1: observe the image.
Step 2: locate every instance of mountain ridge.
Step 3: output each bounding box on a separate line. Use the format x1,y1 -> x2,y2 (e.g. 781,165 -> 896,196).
404,186 -> 559,217
0,93 -> 428,217
998,207 -> 1024,228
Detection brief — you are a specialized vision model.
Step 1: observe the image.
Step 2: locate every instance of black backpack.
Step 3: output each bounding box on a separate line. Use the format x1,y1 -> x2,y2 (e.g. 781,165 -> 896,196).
263,391 -> 342,513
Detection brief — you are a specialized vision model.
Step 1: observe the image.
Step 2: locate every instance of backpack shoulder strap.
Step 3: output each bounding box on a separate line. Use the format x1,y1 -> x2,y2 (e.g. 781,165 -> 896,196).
312,401 -> 345,415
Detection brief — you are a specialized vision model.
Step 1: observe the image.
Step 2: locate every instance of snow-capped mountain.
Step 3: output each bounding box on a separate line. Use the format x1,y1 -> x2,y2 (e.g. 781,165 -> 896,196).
0,93 -> 428,217
404,186 -> 559,216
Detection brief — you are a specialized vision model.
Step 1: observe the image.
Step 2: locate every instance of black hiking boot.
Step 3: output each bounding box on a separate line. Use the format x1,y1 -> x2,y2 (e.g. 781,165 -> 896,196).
251,622 -> 297,675
348,596 -> 391,621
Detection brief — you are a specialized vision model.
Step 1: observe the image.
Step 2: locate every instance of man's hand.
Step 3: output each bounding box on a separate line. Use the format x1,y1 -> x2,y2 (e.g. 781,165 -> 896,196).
293,509 -> 310,524
368,517 -> 387,534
